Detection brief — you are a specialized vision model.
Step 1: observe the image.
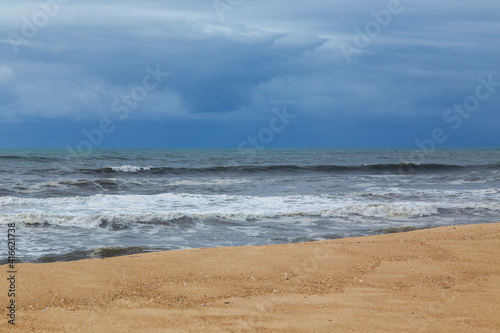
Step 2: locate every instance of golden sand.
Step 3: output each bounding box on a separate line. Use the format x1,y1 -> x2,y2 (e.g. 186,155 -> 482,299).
1,223 -> 499,332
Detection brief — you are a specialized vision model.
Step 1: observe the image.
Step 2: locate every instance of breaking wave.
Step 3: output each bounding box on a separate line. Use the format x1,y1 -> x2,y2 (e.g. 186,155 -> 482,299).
1,192 -> 499,228
76,163 -> 500,176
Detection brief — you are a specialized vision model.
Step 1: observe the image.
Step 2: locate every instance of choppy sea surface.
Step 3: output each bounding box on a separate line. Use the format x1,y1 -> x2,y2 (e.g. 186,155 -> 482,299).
1,148 -> 499,263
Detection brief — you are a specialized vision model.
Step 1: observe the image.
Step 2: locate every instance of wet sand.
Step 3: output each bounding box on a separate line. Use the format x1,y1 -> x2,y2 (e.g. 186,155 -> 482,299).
1,223 -> 499,332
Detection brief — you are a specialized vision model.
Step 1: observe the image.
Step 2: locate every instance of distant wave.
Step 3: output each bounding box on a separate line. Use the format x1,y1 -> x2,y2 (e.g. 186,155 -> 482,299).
59,178 -> 121,190
0,155 -> 59,162
109,165 -> 152,172
76,163 -> 500,176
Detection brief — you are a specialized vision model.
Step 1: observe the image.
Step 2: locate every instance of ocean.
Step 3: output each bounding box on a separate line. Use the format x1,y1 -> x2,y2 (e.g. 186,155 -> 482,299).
1,148 -> 499,263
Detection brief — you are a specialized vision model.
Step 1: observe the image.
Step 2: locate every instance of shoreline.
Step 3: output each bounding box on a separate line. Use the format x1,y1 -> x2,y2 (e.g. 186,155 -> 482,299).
6,225 -> 453,265
2,222 -> 499,332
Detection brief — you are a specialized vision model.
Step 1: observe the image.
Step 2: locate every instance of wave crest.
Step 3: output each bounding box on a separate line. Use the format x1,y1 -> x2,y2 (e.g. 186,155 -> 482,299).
76,163 -> 499,176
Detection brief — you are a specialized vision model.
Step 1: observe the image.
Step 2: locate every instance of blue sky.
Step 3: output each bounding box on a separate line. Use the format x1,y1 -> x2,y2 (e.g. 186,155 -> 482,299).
0,0 -> 499,148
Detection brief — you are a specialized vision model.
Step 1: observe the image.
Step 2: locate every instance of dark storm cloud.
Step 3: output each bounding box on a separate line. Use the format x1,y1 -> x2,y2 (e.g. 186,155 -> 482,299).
0,0 -> 498,146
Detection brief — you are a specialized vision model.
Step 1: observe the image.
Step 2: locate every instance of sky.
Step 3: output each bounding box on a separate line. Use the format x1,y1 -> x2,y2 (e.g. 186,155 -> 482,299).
0,0 -> 499,149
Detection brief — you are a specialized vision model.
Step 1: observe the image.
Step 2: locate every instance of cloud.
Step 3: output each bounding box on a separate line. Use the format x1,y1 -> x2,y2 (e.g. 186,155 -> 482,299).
1,3 -> 330,120
0,0 -> 499,147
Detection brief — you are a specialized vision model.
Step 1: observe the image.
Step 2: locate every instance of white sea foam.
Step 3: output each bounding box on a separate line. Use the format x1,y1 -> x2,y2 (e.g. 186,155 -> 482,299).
167,179 -> 249,186
1,192 -> 499,227
355,187 -> 500,201
319,203 -> 440,218
40,180 -> 70,188
110,165 -> 152,172
0,212 -> 191,228
449,179 -> 488,185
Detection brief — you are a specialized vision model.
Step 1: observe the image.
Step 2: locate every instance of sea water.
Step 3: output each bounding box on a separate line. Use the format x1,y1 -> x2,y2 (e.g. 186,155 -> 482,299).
1,148 -> 499,262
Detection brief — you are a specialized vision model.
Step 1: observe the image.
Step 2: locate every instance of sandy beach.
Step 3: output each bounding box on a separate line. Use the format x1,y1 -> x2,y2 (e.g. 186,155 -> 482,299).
2,223 -> 499,332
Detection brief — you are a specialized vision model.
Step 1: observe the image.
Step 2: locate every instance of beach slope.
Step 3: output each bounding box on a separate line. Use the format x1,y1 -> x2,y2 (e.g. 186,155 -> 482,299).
2,223 -> 499,332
